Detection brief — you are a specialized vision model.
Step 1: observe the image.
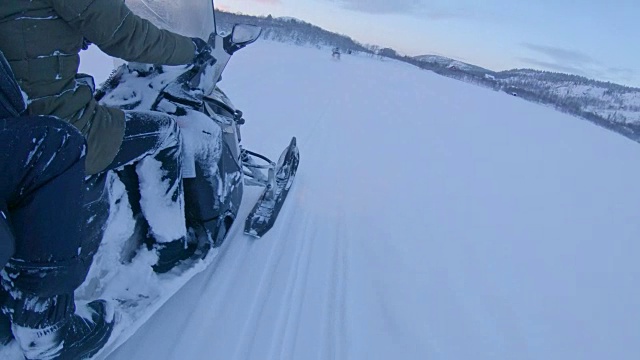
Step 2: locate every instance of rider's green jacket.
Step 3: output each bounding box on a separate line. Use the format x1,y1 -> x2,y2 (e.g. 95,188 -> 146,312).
0,0 -> 196,174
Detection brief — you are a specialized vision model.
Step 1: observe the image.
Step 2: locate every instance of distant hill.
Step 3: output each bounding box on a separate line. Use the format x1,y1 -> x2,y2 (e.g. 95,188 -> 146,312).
495,69 -> 640,125
215,11 -> 370,54
413,55 -> 640,125
413,55 -> 495,77
216,10 -> 640,142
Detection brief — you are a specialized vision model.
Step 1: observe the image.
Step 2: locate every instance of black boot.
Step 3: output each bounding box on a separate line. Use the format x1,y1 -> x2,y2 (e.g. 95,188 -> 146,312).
0,289 -> 12,345
0,310 -> 12,345
12,300 -> 115,360
152,238 -> 197,274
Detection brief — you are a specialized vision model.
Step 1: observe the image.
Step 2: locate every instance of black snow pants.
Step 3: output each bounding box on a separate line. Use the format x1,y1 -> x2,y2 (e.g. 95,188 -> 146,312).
0,116 -> 87,329
0,110 -> 183,332
86,110 -> 186,248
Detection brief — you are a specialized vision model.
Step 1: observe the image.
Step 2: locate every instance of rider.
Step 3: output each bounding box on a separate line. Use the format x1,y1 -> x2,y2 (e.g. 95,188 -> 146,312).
0,0 -> 215,357
0,0 -> 214,274
0,50 -> 114,359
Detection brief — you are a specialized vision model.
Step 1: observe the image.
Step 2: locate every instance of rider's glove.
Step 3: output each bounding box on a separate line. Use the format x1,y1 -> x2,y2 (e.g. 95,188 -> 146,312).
191,37 -> 214,65
81,37 -> 92,50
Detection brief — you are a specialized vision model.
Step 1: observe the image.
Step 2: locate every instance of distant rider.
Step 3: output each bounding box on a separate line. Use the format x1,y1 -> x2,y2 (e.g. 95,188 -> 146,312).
332,47 -> 341,60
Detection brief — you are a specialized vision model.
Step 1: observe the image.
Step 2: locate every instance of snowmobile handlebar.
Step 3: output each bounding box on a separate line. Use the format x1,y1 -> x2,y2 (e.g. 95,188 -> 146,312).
188,24 -> 261,96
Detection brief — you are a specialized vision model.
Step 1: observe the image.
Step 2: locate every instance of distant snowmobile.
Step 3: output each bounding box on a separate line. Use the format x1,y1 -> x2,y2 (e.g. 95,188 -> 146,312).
332,47 -> 341,60
0,0 -> 299,358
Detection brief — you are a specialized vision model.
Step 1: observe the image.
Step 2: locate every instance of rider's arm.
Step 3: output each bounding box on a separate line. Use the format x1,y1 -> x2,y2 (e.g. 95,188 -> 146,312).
51,0 -> 196,65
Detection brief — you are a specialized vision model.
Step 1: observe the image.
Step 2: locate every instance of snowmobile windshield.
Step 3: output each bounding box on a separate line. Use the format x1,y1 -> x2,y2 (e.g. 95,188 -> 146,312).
125,0 -> 216,39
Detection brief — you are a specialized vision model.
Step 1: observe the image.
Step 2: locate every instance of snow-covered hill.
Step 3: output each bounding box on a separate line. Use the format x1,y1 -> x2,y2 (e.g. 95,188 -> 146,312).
86,40 -> 639,359
414,54 -> 491,75
497,69 -> 640,124
413,55 -> 640,132
215,11 -> 369,54
213,11 -> 640,140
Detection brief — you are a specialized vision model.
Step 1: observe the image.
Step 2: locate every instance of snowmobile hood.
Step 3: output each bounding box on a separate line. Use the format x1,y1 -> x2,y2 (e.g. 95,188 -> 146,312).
0,50 -> 25,119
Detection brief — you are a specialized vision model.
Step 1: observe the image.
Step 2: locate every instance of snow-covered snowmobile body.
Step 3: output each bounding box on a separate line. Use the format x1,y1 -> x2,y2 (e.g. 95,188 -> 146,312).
94,0 -> 299,246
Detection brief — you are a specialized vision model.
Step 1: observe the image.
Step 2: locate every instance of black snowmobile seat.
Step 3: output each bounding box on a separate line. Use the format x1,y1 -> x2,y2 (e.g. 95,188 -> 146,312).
0,213 -> 15,269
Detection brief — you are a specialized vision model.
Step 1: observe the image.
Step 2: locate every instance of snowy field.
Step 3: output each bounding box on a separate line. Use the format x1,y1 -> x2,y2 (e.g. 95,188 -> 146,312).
83,41 -> 638,359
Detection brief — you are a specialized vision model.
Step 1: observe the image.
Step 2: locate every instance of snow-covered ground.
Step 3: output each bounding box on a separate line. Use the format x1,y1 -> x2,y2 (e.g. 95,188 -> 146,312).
76,41 -> 640,359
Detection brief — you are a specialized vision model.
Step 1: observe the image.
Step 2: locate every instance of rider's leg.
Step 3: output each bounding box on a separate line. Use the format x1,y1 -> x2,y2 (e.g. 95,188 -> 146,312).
0,116 -> 114,359
100,110 -> 192,273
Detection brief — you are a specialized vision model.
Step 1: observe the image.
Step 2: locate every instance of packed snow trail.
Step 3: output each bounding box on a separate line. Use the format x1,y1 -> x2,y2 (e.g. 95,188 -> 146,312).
91,42 -> 639,359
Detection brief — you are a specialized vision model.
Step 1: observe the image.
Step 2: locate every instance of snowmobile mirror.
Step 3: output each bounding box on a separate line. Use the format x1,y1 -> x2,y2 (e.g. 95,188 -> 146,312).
231,24 -> 262,47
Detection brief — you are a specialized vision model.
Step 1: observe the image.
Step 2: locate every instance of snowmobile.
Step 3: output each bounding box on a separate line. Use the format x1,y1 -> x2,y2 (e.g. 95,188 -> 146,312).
332,47 -> 342,60
0,0 -> 298,358
95,0 -> 300,242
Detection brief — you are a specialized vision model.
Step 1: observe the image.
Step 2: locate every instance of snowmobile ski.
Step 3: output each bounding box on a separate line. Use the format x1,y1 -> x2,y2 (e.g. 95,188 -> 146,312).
244,137 -> 299,238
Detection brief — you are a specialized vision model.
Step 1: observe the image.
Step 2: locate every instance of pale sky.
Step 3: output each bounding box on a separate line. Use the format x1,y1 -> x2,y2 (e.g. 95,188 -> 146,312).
216,0 -> 639,87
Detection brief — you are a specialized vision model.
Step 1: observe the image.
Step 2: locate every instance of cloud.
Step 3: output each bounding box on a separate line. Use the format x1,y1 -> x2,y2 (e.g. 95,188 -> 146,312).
517,57 -> 588,76
519,42 -> 636,85
322,0 -> 482,21
607,67 -> 635,77
521,43 -> 595,66
325,0 -> 422,14
424,8 -> 475,20
230,0 -> 280,5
